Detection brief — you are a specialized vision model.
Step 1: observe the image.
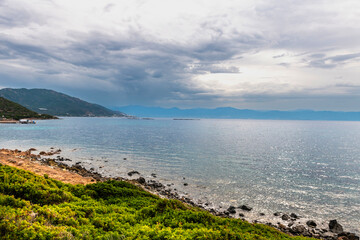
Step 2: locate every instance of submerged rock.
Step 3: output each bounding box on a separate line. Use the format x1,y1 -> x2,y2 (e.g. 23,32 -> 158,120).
239,205 -> 252,211
127,170 -> 140,176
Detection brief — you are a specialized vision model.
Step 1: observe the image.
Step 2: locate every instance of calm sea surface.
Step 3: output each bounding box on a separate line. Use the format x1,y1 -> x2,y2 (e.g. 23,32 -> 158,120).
1,117 -> 359,233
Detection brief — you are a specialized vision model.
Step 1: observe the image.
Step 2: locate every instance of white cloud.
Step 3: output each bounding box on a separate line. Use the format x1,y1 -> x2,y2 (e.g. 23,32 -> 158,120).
0,0 -> 360,110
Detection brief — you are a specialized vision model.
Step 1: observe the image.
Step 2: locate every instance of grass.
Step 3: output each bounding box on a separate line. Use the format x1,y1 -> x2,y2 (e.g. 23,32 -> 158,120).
0,164 -> 315,240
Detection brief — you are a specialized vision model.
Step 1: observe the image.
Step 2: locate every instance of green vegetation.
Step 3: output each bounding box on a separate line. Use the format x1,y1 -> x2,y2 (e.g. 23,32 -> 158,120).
0,88 -> 125,117
0,164 -> 315,240
0,97 -> 55,120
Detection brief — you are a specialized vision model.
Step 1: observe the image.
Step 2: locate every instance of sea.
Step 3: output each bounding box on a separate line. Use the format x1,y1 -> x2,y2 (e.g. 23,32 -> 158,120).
1,117 -> 359,234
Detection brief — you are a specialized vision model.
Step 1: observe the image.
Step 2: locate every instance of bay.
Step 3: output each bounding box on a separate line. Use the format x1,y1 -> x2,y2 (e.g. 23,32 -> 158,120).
1,117 -> 359,233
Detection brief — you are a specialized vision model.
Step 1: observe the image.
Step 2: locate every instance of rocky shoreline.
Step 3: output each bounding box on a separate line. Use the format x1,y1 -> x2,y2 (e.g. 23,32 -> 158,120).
1,148 -> 359,240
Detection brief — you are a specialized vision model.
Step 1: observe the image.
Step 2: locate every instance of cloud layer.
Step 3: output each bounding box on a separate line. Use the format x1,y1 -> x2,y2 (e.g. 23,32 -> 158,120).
0,0 -> 360,110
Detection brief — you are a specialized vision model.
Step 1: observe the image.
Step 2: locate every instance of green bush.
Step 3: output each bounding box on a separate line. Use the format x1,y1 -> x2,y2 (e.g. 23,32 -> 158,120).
0,164 -> 315,239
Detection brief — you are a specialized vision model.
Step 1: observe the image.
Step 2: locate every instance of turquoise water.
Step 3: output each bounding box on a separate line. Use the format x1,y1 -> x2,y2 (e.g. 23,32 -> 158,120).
1,117 -> 359,233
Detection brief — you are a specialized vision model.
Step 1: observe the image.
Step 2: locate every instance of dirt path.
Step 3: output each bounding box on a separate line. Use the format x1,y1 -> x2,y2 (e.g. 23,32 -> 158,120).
0,148 -> 95,185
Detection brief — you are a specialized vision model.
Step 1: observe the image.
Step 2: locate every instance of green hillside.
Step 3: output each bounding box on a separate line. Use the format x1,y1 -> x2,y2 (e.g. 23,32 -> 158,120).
0,88 -> 125,117
0,164 -> 314,240
0,97 -> 55,120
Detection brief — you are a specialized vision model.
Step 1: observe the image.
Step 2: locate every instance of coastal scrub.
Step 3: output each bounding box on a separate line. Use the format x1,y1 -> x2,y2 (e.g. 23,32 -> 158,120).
0,164 -> 315,239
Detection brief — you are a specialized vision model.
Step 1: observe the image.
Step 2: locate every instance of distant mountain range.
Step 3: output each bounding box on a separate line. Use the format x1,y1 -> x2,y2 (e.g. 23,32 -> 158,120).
0,88 -> 125,117
114,105 -> 360,121
0,97 -> 55,120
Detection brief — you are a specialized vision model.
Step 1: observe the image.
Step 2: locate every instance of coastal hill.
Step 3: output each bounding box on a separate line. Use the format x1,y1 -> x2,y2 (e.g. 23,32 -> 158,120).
0,88 -> 125,117
115,105 -> 360,121
0,97 -> 55,120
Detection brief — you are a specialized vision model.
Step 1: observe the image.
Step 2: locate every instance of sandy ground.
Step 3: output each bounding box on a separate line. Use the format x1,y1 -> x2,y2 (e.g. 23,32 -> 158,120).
0,148 -> 95,185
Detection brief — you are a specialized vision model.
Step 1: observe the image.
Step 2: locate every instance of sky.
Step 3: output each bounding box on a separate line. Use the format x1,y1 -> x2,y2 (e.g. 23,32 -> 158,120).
0,0 -> 360,110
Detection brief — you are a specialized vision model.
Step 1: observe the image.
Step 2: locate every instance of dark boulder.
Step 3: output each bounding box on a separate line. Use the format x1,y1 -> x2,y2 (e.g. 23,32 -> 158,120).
137,177 -> 146,184
127,170 -> 140,176
306,220 -> 317,228
290,213 -> 299,219
282,214 -> 290,221
227,206 -> 236,214
329,220 -> 343,233
239,205 -> 252,211
274,212 -> 281,216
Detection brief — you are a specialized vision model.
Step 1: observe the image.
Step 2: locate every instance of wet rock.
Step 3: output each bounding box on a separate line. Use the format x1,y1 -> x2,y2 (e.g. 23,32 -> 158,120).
127,170 -> 140,176
147,180 -> 164,189
281,214 -> 290,221
274,212 -> 281,216
329,220 -> 344,234
239,205 -> 252,211
239,213 -> 244,217
227,206 -> 236,214
183,183 -> 188,186
291,225 -> 308,235
259,212 -> 265,216
290,213 -> 299,219
278,223 -> 288,231
151,173 -> 157,178
306,220 -> 317,228
137,177 -> 146,184
338,232 -> 360,240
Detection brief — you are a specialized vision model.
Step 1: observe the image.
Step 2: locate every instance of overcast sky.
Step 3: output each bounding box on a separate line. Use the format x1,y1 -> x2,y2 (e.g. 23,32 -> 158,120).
1,0 -> 360,110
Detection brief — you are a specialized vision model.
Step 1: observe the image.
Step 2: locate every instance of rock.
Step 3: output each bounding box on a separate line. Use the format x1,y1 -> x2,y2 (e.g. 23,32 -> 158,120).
278,223 -> 287,230
291,225 -> 307,235
183,183 -> 188,186
338,237 -> 350,240
306,220 -> 317,228
290,213 -> 299,219
282,214 -> 290,221
239,205 -> 252,211
151,173 -> 157,178
239,213 -> 244,217
259,212 -> 265,216
329,220 -> 344,234
137,177 -> 146,184
147,180 -> 164,189
227,206 -> 236,214
127,170 -> 140,176
338,232 -> 360,240
274,212 -> 281,216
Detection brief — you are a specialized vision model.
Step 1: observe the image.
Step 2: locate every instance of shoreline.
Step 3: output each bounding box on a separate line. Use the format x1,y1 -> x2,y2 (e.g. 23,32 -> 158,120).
0,148 -> 358,240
